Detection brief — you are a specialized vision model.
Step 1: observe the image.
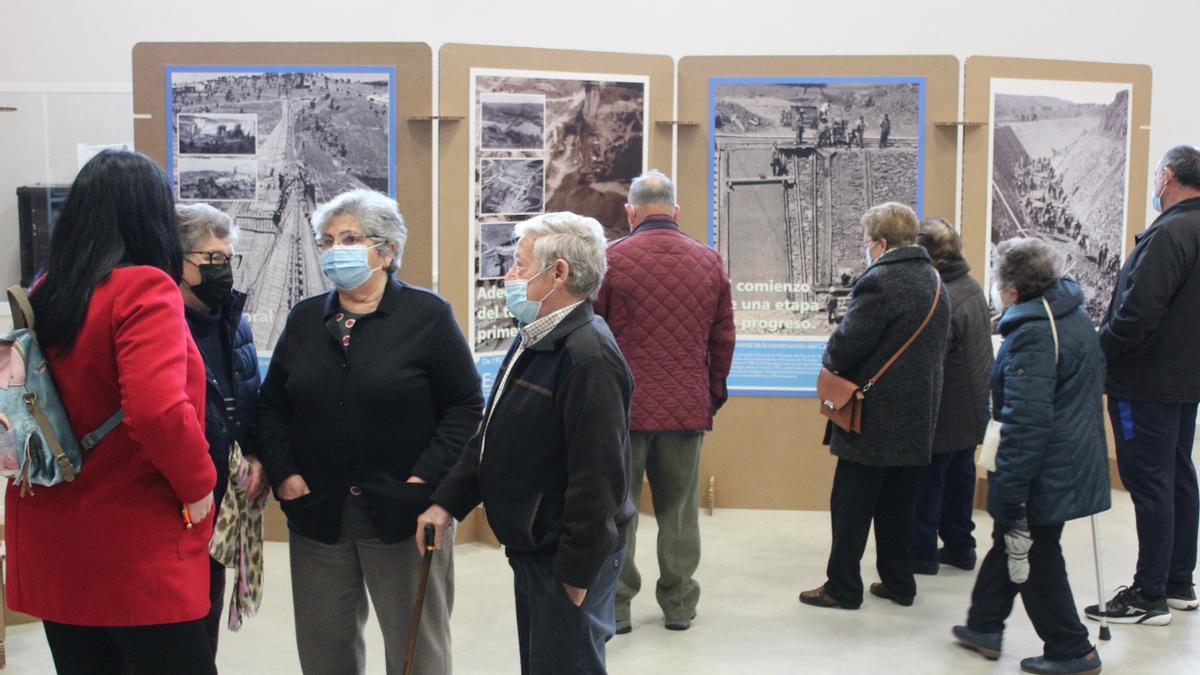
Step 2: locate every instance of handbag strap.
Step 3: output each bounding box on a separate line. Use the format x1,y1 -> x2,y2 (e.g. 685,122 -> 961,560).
863,267 -> 942,393
7,285 -> 34,331
1042,297 -> 1060,364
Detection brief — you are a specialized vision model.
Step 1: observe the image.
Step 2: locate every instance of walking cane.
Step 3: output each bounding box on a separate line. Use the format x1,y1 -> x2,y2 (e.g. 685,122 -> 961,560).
1090,515 -> 1111,641
403,524 -> 437,675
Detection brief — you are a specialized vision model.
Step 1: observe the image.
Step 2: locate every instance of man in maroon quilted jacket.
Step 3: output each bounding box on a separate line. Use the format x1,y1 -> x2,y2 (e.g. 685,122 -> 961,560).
594,170 -> 736,633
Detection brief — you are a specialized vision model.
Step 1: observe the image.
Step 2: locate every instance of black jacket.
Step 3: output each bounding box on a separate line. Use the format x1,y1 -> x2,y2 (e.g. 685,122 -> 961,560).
1101,196 -> 1200,402
930,260 -> 994,453
257,279 -> 484,544
432,303 -> 636,590
186,290 -> 260,507
822,246 -> 950,466
989,278 -> 1110,526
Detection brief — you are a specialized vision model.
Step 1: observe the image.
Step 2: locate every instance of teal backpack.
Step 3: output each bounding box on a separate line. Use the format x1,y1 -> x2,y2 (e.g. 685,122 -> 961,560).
0,286 -> 124,492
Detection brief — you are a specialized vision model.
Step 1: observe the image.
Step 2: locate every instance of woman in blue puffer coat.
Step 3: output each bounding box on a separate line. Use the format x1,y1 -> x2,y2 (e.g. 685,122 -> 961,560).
953,237 -> 1110,675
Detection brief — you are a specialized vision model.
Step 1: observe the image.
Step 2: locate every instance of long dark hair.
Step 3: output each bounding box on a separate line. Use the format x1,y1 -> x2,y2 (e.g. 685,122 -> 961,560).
30,150 -> 182,351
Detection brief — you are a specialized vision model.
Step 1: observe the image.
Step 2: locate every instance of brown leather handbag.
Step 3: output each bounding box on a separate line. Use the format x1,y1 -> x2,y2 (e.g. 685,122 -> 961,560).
818,271 -> 942,433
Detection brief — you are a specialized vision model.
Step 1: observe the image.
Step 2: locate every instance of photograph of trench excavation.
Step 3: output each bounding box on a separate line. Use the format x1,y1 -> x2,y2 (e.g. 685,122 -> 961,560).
712,81 -> 921,337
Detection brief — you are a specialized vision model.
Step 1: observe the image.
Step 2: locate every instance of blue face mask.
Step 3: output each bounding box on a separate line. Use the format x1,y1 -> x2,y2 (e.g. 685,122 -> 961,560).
505,268 -> 554,325
1152,183 -> 1165,213
322,245 -> 381,291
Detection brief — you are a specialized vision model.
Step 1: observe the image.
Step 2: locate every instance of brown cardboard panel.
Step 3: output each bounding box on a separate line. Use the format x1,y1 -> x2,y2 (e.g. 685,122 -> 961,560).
677,55 -> 960,510
437,43 -> 674,338
131,42 -> 434,288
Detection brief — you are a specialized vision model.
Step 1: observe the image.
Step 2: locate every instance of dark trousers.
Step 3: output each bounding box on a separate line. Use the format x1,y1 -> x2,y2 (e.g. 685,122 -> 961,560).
1108,397 -> 1199,597
825,458 -> 922,605
43,619 -> 217,675
204,557 -> 227,657
510,548 -> 623,675
912,447 -> 977,564
967,522 -> 1093,661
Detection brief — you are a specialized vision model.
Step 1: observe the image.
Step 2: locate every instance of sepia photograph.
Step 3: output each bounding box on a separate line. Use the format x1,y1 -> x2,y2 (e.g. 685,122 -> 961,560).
988,78 -> 1131,325
479,221 -> 518,279
469,70 -> 649,356
711,78 -> 924,338
168,67 -> 395,354
177,156 -> 258,201
478,158 -> 545,215
178,113 -> 258,155
480,93 -> 545,151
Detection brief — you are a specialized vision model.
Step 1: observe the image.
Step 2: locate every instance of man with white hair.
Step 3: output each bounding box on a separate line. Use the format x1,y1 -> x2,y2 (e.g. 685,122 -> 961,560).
418,212 -> 636,674
595,169 -> 735,634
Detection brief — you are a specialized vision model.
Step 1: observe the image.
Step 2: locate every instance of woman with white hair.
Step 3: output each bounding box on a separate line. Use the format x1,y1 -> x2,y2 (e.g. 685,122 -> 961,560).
175,202 -> 266,656
257,189 -> 483,674
418,212 -> 635,675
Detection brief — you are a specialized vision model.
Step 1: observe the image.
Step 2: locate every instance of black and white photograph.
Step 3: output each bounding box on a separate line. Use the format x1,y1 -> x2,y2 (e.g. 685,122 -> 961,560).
168,67 -> 394,354
480,93 -> 545,151
469,70 -> 648,357
178,113 -> 258,155
711,78 -> 924,338
177,156 -> 258,201
478,158 -> 545,215
988,78 -> 1131,325
478,221 -> 519,279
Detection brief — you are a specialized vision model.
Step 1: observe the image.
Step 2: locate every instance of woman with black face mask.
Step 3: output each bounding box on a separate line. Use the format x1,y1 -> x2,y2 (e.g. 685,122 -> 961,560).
175,202 -> 268,656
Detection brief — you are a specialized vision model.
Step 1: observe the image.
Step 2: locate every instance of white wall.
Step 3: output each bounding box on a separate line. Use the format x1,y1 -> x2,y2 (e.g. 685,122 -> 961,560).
1,0 -> 1195,289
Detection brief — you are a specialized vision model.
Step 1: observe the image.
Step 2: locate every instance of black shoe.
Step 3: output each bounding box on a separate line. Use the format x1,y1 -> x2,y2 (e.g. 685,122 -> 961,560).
952,624 -> 1001,660
1085,585 -> 1171,626
1019,649 -> 1101,674
665,613 -> 695,631
939,548 -> 977,571
912,560 -> 939,576
869,582 -> 914,607
615,619 -> 632,635
1167,582 -> 1199,611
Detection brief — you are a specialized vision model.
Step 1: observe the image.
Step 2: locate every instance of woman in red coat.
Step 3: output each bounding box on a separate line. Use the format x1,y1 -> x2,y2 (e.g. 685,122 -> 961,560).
4,150 -> 218,674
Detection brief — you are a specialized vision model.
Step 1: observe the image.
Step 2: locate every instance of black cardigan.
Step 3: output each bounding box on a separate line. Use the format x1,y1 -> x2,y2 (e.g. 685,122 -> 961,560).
257,278 -> 484,544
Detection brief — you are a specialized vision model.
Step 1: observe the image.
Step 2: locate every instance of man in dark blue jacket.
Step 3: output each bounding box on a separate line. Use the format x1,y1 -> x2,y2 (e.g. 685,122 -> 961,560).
420,212 -> 635,675
1088,145 -> 1200,625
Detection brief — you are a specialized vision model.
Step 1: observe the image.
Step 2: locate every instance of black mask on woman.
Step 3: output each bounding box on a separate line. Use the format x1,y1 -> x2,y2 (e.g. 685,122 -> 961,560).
189,263 -> 234,309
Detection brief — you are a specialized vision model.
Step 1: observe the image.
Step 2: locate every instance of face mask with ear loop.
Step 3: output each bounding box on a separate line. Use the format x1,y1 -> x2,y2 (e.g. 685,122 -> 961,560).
505,267 -> 557,325
322,243 -> 386,291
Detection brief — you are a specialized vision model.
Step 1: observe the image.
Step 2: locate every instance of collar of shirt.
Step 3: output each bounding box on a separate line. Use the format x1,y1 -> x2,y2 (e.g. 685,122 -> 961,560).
519,301 -> 583,348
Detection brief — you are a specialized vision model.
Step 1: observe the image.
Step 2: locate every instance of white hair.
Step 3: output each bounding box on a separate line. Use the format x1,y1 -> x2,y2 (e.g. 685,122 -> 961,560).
176,202 -> 239,251
515,212 -> 608,299
628,169 -> 675,207
311,189 -> 408,272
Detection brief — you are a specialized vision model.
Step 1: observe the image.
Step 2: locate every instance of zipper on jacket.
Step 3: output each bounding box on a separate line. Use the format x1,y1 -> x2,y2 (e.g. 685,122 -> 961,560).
525,492 -> 544,546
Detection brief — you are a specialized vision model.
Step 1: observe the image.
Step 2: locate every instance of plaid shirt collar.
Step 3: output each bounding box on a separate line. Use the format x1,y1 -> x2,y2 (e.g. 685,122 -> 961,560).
519,301 -> 584,348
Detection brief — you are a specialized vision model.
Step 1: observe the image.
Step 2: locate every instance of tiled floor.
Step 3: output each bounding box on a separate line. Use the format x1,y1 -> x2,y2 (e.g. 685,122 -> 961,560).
5,489 -> 1198,673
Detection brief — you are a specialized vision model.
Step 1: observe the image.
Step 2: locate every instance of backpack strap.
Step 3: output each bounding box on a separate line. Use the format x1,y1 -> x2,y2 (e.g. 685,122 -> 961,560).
22,392 -> 77,482
81,409 -> 126,451
7,285 -> 34,331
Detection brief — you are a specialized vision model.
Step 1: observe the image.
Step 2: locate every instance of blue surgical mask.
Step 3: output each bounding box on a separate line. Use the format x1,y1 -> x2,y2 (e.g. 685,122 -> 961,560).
1152,182 -> 1165,213
505,268 -> 555,325
322,245 -> 381,291
864,241 -> 876,267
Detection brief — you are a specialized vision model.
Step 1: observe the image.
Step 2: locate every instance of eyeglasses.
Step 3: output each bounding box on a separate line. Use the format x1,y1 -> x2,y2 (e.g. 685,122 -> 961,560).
319,232 -> 382,250
186,251 -> 243,269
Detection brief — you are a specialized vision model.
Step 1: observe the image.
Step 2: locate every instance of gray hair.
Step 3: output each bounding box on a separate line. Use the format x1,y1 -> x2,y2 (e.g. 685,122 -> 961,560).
917,216 -> 964,267
992,237 -> 1061,302
514,212 -> 608,300
175,203 -> 238,251
1161,145 -> 1200,190
628,169 -> 676,207
312,189 -> 408,272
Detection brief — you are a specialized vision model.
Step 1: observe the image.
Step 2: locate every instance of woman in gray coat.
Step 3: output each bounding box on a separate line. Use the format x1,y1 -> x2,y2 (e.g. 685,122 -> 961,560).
912,217 -> 994,575
801,202 -> 950,610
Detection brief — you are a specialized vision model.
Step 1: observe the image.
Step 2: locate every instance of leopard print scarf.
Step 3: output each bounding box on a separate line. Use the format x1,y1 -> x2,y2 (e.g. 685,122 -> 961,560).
209,442 -> 266,631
